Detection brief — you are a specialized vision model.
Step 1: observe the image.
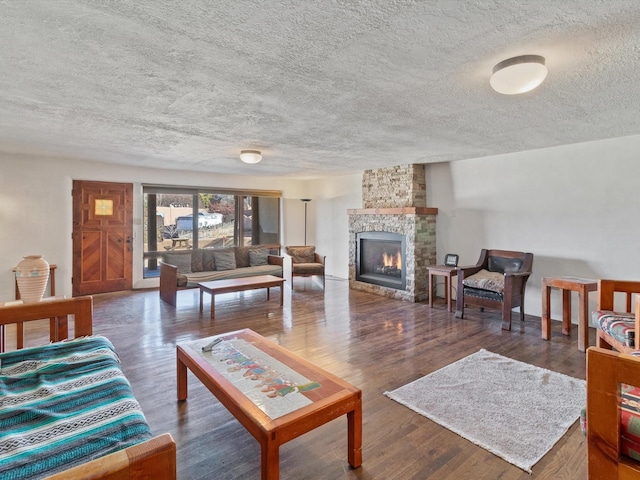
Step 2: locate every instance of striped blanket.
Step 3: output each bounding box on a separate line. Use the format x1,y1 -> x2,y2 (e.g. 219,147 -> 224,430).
0,336 -> 152,479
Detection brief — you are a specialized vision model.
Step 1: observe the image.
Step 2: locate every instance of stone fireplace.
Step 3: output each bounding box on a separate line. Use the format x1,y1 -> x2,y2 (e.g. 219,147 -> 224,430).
348,164 -> 437,302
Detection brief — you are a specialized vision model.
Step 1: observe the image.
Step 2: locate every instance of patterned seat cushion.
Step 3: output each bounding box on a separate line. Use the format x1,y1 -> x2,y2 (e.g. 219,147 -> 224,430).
462,269 -> 505,294
594,310 -> 636,348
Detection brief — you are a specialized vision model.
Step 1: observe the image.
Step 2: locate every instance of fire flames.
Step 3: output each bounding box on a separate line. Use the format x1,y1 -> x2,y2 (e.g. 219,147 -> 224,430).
382,250 -> 402,270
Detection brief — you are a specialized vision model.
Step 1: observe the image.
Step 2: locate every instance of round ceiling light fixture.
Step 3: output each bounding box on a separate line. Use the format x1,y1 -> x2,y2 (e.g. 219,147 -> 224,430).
490,55 -> 547,95
239,149 -> 262,164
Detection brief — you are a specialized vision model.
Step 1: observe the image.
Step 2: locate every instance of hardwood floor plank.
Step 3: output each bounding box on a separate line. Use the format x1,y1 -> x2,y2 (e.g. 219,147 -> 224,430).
80,277 -> 587,479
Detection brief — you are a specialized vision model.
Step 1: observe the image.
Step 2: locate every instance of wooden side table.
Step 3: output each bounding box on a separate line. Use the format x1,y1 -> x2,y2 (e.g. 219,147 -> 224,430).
428,265 -> 457,312
541,276 -> 598,352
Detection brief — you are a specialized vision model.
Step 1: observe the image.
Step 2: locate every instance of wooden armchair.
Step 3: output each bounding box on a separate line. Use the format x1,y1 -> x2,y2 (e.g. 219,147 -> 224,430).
587,346 -> 640,479
594,280 -> 640,354
455,249 -> 533,331
285,245 -> 325,290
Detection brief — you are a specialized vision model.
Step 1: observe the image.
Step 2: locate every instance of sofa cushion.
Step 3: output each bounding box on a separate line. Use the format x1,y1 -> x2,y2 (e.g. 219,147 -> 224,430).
292,263 -> 324,275
462,269 -> 505,294
164,253 -> 192,274
249,248 -> 269,266
488,256 -> 523,273
287,246 -> 315,264
213,250 -> 236,271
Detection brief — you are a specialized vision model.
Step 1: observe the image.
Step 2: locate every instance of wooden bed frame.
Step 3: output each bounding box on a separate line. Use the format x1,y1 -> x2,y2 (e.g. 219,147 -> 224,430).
0,296 -> 176,480
587,347 -> 640,479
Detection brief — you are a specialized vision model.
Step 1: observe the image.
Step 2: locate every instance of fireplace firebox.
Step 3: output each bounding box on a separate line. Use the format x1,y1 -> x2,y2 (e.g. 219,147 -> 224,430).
356,232 -> 406,290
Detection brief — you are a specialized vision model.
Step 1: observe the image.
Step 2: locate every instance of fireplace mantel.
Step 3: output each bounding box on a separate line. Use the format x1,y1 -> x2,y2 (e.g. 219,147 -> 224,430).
348,207 -> 438,215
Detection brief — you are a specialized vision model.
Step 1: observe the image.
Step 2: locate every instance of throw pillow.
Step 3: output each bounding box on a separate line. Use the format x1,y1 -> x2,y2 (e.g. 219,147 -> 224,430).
191,250 -> 203,272
163,253 -> 192,274
249,248 -> 269,266
462,269 -> 505,294
213,250 -> 237,271
202,249 -> 216,271
235,246 -> 250,268
286,246 -> 315,264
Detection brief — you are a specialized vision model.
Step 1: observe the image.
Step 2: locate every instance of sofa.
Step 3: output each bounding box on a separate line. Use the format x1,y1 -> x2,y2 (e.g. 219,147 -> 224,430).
159,244 -> 284,306
0,296 -> 176,479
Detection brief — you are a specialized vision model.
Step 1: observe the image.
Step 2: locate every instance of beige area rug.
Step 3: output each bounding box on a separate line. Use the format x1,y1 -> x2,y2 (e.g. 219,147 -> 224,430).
384,349 -> 585,473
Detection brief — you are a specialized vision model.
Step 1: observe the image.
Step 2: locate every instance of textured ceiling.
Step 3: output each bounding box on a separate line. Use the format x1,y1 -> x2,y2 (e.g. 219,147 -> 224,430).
1,1 -> 640,178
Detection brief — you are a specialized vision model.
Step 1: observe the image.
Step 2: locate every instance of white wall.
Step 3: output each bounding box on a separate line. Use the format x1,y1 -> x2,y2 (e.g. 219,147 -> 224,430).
427,134 -> 640,319
0,154 -> 309,297
303,174 -> 363,279
3,132 -> 639,324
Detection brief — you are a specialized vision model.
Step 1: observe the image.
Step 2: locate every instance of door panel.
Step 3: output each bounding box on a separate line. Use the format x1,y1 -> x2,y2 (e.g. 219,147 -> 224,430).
73,181 -> 133,296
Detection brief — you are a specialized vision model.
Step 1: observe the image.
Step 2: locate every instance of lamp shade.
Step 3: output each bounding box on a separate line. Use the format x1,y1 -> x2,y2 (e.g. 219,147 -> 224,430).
240,150 -> 262,164
490,55 -> 547,95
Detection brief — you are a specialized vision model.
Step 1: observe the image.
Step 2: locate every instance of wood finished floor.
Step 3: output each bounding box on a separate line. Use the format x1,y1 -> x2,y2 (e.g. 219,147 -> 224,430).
86,277 -> 588,479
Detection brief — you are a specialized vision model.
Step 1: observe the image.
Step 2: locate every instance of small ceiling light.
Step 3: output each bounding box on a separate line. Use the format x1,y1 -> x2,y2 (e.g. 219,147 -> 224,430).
490,55 -> 547,95
240,150 -> 262,164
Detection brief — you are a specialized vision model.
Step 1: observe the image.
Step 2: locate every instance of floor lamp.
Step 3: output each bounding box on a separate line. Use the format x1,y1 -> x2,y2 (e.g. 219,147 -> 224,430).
300,199 -> 311,245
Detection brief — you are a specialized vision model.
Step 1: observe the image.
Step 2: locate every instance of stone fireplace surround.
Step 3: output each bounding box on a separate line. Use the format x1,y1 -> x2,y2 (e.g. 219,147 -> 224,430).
348,165 -> 437,302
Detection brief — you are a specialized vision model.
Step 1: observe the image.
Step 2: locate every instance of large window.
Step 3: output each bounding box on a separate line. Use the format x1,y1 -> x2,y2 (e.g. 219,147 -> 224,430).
143,186 -> 281,278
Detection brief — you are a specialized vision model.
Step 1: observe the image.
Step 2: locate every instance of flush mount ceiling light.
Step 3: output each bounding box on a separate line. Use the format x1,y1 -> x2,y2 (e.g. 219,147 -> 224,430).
239,149 -> 262,164
490,55 -> 547,95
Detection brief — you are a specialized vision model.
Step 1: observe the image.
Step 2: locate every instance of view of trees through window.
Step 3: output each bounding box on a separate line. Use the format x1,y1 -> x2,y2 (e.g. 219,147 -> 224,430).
143,187 -> 280,278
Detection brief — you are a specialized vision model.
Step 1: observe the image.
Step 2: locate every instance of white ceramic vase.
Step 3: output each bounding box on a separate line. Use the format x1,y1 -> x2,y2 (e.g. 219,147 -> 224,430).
15,255 -> 50,303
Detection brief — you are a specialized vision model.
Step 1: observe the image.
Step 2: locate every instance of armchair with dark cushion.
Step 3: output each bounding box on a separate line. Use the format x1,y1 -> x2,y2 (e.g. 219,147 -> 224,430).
455,249 -> 534,331
285,245 -> 325,290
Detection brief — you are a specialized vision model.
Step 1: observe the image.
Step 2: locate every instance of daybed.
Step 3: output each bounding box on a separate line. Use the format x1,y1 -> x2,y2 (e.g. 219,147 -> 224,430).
159,244 -> 284,306
0,296 -> 176,479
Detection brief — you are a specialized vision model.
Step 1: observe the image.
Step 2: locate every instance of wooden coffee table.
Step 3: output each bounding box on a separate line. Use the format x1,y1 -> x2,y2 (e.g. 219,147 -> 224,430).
176,329 -> 362,480
198,275 -> 285,319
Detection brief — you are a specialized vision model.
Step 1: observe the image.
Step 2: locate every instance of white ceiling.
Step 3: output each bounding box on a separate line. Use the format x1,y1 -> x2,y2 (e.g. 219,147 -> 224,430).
2,1 -> 640,178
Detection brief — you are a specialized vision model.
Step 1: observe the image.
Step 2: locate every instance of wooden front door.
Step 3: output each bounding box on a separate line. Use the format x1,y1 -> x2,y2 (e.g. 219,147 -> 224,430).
72,181 -> 133,296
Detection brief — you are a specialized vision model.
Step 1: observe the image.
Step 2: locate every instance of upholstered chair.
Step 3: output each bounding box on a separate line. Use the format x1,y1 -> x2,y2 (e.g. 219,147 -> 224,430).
285,246 -> 325,290
455,249 -> 533,331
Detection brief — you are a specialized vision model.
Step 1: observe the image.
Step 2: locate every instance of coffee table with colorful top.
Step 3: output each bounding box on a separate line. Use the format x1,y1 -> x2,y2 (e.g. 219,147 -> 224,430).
176,329 -> 362,480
